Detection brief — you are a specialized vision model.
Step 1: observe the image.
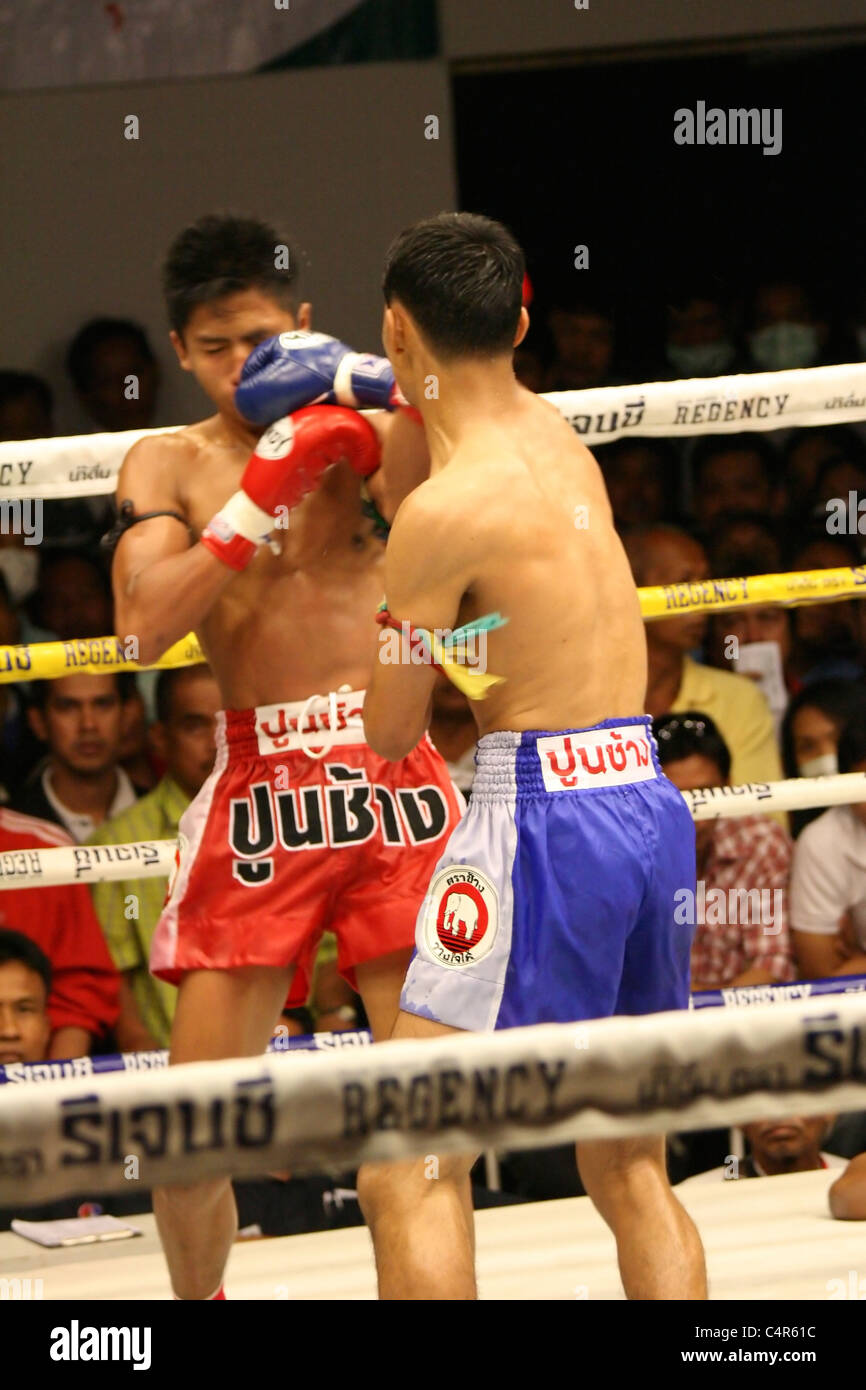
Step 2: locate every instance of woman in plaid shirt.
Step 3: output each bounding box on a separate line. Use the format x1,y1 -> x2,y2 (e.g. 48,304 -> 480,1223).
653,711 -> 795,990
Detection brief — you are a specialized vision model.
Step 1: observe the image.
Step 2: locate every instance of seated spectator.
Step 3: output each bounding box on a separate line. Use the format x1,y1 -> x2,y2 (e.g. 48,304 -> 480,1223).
542,291 -> 617,391
705,511 -> 783,581
781,678 -> 866,837
623,525 -> 784,792
0,929 -> 139,1230
0,929 -> 52,1064
308,934 -> 365,1033
746,278 -> 829,372
790,718 -> 866,980
0,534 -> 41,613
662,284 -> 746,380
0,576 -> 45,797
829,1154 -> 866,1220
87,665 -> 220,1050
0,370 -> 53,441
786,534 -> 865,686
807,452 -> 866,534
654,712 -> 794,990
595,437 -> 682,530
0,809 -> 118,1056
118,678 -> 159,792
0,373 -> 106,547
14,673 -> 144,840
781,678 -> 866,782
690,433 -> 782,532
783,426 -> 866,522
681,1115 -> 842,1184
428,672 -> 476,797
28,549 -> 113,641
704,516 -> 791,715
66,317 -> 160,432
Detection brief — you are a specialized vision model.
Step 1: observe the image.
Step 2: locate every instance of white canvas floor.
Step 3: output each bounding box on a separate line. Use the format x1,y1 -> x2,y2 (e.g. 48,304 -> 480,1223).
0,1168 -> 859,1300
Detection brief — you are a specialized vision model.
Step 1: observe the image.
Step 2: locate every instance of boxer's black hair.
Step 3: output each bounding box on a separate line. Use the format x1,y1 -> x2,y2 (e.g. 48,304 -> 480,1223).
162,215 -> 301,337
383,212 -> 524,359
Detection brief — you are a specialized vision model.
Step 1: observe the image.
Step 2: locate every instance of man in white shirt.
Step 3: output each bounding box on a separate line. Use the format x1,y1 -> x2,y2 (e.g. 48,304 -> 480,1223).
680,1115 -> 844,1185
790,717 -> 866,980
13,673 -> 142,841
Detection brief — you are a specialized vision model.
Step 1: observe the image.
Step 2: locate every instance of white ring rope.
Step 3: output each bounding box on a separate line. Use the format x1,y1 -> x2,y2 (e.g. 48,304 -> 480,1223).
1,363 -> 865,499
1,992 -> 865,1203
0,771 -> 861,891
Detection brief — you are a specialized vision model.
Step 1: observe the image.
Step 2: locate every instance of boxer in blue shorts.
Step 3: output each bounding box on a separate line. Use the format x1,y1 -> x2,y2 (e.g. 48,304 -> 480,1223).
355,212 -> 708,1300
400,716 -> 695,1032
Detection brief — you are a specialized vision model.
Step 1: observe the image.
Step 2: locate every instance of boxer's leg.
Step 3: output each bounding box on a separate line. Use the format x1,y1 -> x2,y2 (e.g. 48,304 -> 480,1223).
356,1008 -> 478,1301
354,946 -> 413,1041
153,963 -> 292,1300
578,772 -> 705,1299
577,1135 -> 707,1300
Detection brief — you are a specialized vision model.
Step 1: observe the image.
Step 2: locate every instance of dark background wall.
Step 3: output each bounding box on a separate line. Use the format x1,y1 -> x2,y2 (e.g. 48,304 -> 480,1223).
454,42 -> 866,370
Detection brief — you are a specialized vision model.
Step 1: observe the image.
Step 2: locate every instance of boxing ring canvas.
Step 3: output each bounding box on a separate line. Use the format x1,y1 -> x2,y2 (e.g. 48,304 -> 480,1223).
0,1170 -> 858,1301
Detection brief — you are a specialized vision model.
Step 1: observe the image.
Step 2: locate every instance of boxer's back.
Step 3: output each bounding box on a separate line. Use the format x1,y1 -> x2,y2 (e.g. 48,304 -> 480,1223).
428,392 -> 647,735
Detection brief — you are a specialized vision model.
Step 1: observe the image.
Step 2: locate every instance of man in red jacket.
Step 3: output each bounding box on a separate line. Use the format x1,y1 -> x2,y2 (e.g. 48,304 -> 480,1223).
0,807 -> 119,1056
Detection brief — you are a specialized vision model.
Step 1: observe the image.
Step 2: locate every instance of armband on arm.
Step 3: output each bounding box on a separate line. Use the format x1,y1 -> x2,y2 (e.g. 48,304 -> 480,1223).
101,500 -> 191,553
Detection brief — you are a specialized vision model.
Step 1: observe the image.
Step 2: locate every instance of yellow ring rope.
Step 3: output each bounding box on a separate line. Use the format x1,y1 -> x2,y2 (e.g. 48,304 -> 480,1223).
2,566 -> 863,682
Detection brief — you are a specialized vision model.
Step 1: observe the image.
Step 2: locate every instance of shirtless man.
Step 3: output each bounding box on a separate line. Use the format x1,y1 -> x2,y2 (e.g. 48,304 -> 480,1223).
111,214 -> 462,1300
354,212 -> 708,1300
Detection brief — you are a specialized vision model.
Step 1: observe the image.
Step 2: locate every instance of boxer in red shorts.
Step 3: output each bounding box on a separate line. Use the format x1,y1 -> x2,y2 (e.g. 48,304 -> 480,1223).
111,214 -> 459,1300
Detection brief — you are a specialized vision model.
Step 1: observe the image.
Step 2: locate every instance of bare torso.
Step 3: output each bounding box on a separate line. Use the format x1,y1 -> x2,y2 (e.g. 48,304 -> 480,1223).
424,394 -> 647,735
142,416 -> 385,708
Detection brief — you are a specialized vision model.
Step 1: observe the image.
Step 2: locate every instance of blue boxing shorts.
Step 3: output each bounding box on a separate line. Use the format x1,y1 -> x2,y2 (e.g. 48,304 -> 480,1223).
400,716 -> 696,1030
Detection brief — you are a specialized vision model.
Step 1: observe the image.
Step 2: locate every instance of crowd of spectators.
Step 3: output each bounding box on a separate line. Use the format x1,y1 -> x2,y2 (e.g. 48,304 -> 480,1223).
1,279 -> 865,1233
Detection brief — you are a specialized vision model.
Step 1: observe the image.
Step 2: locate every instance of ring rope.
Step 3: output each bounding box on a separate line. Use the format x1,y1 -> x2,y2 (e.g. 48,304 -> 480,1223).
0,770 -> 860,898
2,991 -> 865,1203
2,973 -> 864,1087
1,362 -> 865,497
1,564 -> 863,685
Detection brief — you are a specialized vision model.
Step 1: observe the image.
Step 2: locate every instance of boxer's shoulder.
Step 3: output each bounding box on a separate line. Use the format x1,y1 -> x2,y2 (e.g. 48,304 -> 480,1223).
118,419 -> 220,513
120,422 -> 203,479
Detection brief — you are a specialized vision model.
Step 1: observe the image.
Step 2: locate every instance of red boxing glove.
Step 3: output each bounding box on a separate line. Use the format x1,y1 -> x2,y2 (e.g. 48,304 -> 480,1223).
201,405 -> 380,571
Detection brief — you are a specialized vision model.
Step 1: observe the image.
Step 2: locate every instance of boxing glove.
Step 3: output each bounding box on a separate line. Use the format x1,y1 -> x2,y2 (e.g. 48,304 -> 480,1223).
236,331 -> 404,425
201,405 -> 380,571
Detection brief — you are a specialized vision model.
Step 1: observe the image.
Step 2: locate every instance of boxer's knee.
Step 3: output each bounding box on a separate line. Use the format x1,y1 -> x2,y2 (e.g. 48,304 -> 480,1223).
154,1173 -> 232,1218
358,1150 -> 475,1226
577,1135 -> 670,1222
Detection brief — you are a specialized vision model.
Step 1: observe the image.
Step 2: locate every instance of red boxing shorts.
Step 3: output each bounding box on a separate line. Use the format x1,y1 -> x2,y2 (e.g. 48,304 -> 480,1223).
150,689 -> 464,1003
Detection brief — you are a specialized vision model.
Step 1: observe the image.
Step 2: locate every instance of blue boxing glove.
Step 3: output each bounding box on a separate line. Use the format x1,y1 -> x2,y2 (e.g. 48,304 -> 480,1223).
236,330 -> 402,426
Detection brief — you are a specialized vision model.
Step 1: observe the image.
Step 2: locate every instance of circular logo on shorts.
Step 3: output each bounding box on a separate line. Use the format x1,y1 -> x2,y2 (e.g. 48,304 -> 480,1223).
423,865 -> 499,969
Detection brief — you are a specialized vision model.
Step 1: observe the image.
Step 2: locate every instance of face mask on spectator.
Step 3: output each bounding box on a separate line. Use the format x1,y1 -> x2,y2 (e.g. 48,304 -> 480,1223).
666,341 -> 735,377
798,752 -> 838,779
0,547 -> 39,604
749,322 -> 818,371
